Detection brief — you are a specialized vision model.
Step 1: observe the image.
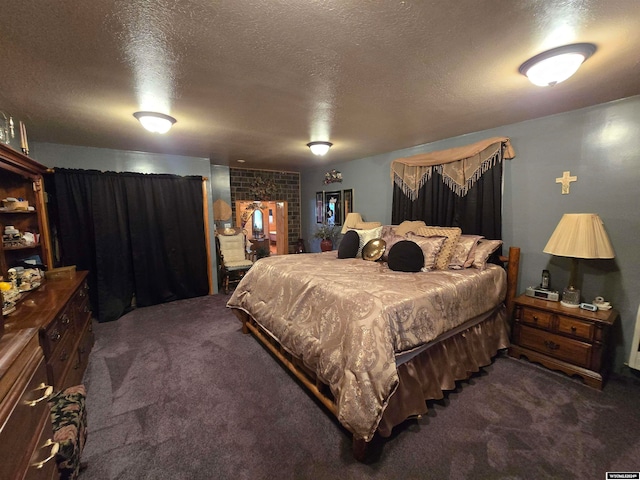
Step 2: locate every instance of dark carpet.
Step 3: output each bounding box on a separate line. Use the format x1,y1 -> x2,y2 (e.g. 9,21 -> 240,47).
80,294 -> 640,480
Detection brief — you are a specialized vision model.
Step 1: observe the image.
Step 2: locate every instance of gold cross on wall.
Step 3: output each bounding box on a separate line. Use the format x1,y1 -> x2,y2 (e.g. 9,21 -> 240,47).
556,171 -> 577,195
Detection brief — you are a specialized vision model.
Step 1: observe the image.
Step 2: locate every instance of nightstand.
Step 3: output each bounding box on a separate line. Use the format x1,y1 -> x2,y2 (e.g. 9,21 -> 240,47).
508,294 -> 618,389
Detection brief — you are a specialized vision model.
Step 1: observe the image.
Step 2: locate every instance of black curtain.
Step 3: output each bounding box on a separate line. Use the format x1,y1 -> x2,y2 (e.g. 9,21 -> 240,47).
392,160 -> 503,240
47,169 -> 209,323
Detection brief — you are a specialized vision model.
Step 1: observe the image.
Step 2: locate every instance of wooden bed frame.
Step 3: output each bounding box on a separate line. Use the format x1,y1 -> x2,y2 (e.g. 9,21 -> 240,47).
233,246 -> 521,460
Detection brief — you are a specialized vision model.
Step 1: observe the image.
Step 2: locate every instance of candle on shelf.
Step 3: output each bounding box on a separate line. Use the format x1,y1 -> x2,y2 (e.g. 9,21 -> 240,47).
19,121 -> 26,151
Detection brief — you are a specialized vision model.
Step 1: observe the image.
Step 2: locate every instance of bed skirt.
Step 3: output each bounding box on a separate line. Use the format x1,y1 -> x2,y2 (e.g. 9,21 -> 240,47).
234,303 -> 509,440
377,305 -> 509,437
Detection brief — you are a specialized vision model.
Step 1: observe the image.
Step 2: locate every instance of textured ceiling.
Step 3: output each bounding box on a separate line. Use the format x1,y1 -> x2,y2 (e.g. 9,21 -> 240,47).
0,0 -> 639,170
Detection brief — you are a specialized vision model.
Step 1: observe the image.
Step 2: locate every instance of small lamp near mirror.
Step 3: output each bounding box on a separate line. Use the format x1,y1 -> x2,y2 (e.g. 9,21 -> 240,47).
543,213 -> 615,308
341,212 -> 363,234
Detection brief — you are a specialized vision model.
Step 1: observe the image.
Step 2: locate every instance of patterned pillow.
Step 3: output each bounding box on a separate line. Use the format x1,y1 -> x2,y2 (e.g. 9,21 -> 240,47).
406,234 -> 447,270
449,234 -> 483,269
355,221 -> 382,230
380,225 -> 397,239
471,239 -> 503,270
380,233 -> 406,261
348,226 -> 383,257
414,226 -> 462,270
394,220 -> 427,236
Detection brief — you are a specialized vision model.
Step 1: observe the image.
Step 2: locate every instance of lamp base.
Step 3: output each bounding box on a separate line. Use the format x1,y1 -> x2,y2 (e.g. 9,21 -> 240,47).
561,286 -> 581,308
560,300 -> 580,308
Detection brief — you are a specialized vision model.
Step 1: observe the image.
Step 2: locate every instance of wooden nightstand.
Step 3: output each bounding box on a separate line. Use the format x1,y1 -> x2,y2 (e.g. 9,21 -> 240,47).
508,294 -> 618,389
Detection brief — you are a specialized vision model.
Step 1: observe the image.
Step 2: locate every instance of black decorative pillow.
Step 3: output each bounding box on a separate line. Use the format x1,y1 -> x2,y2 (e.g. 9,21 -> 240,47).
338,230 -> 360,258
387,240 -> 425,272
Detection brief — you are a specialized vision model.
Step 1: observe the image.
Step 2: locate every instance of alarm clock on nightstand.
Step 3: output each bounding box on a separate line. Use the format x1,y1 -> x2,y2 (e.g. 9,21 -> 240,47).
525,286 -> 560,301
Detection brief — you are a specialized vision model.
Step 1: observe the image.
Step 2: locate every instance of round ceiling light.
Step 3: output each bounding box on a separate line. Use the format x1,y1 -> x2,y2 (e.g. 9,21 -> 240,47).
133,111 -> 177,134
519,43 -> 596,87
307,141 -> 333,156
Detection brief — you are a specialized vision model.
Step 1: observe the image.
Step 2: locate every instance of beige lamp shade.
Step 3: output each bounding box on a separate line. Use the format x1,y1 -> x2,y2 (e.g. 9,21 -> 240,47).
543,213 -> 615,259
213,199 -> 232,221
341,212 -> 363,234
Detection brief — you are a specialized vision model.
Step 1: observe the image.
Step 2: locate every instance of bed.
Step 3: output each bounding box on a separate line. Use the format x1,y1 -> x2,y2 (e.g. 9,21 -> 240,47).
227,244 -> 520,460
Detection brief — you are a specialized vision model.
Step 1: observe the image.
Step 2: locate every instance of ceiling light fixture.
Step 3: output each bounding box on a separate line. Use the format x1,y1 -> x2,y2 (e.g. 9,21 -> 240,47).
519,43 -> 596,87
133,111 -> 177,134
307,141 -> 333,156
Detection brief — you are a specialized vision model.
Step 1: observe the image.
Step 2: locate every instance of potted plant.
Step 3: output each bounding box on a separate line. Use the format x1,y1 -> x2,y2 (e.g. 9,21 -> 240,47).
313,223 -> 339,252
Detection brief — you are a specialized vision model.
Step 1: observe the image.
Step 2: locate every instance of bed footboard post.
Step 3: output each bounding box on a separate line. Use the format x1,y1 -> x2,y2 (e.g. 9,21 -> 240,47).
352,436 -> 368,462
505,246 -> 521,321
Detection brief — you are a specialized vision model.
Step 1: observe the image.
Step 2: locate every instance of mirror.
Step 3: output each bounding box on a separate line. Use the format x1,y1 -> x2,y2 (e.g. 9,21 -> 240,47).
252,209 -> 264,238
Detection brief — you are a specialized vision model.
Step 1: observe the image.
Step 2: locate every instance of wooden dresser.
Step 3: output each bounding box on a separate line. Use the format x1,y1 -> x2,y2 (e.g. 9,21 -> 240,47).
4,271 -> 94,391
509,294 -> 618,389
0,328 -> 59,480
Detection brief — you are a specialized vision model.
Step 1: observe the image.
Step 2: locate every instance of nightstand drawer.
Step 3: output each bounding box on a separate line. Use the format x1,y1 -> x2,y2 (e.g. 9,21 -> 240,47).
520,307 -> 553,329
556,315 -> 594,341
518,325 -> 592,368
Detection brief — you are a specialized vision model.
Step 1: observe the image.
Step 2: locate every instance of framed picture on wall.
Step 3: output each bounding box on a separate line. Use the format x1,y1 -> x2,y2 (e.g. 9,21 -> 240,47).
325,190 -> 342,226
316,192 -> 324,224
343,189 -> 353,218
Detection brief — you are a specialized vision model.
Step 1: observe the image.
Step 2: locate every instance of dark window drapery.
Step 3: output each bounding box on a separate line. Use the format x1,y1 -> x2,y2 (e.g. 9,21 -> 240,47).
47,169 -> 209,323
392,160 -> 503,240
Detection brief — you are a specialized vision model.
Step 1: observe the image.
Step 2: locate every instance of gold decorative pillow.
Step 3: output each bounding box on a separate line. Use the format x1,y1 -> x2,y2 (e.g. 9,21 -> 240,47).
449,234 -> 483,269
414,226 -> 462,270
355,221 -> 382,230
395,220 -> 427,236
406,234 -> 447,270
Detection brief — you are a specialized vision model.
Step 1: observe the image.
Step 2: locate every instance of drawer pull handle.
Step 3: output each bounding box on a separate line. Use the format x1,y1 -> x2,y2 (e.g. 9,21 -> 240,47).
570,326 -> 577,332
532,316 -> 538,322
61,315 -> 70,325
60,351 -> 69,362
25,383 -> 54,406
50,330 -> 61,342
84,306 -> 90,313
544,340 -> 560,351
31,439 -> 59,469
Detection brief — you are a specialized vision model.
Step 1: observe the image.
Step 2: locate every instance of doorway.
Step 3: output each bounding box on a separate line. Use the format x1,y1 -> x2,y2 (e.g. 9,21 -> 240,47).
235,200 -> 288,255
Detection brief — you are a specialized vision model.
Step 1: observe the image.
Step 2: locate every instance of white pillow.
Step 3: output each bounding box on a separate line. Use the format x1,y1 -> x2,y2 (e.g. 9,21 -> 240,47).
349,226 -> 383,257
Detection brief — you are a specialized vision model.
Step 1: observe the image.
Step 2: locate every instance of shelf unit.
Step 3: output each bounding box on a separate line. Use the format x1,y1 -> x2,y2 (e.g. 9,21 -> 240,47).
0,143 -> 53,278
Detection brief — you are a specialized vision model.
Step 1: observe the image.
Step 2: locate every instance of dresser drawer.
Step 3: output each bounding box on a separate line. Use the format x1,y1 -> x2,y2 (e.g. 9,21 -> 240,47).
24,412 -> 59,480
518,324 -> 592,368
42,307 -> 74,359
75,294 -> 92,331
0,346 -> 54,480
65,321 -> 95,388
556,315 -> 594,341
520,307 -> 553,329
46,327 -> 76,390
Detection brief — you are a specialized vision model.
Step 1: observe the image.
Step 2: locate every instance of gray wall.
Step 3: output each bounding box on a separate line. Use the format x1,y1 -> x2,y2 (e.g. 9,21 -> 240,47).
29,142 -> 220,293
301,95 -> 640,374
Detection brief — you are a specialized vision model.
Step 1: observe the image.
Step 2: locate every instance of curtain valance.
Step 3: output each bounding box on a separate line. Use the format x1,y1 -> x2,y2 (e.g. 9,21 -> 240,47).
391,137 -> 515,200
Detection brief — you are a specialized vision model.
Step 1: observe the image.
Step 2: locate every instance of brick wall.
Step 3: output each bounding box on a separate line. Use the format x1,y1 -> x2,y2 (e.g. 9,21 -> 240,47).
229,168 -> 300,253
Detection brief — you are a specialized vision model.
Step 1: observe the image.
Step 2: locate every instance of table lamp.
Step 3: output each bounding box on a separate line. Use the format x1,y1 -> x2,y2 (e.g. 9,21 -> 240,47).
341,212 -> 363,234
543,213 -> 615,307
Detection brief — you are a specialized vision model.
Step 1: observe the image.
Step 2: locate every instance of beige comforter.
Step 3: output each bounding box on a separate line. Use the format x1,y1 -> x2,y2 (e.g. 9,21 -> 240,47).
227,251 -> 506,441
